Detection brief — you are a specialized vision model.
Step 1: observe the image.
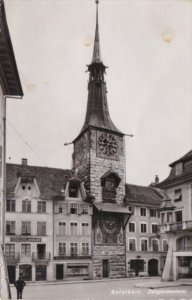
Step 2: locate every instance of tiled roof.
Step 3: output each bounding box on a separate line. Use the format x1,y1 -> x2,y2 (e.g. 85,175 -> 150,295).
158,150 -> 192,188
94,202 -> 131,214
160,198 -> 175,211
125,184 -> 163,207
6,163 -> 72,200
170,149 -> 192,167
0,1 -> 23,96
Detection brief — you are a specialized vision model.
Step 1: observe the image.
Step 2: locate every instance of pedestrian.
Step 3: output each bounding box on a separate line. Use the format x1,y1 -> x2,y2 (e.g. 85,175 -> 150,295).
14,276 -> 26,299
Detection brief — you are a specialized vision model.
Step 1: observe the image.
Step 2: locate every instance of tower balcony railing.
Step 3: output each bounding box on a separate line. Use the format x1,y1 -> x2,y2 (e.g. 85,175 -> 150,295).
158,221 -> 192,233
32,252 -> 51,262
5,252 -> 20,263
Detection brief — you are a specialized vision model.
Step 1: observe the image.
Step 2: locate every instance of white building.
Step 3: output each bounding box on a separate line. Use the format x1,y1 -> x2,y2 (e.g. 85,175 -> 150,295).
158,150 -> 192,280
5,160 -> 71,282
53,176 -> 93,280
125,184 -> 168,277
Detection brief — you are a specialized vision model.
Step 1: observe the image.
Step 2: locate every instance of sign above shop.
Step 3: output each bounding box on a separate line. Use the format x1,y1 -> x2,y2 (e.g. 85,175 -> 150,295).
10,237 -> 41,242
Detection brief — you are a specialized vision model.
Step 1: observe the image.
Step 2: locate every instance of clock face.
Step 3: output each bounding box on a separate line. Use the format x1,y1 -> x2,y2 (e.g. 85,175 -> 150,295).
100,214 -> 121,236
98,133 -> 118,157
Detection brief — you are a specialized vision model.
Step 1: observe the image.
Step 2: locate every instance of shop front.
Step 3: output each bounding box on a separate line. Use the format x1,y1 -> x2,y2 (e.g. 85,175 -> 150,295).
36,265 -> 47,281
19,264 -> 32,281
54,261 -> 92,280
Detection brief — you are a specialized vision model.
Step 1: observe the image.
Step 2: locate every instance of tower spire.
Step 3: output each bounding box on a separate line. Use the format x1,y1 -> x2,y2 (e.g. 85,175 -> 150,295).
73,0 -> 123,142
92,0 -> 102,63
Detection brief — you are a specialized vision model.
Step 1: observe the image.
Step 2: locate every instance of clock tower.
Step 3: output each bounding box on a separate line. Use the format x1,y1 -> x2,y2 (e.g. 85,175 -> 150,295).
72,1 -> 131,279
73,1 -> 126,205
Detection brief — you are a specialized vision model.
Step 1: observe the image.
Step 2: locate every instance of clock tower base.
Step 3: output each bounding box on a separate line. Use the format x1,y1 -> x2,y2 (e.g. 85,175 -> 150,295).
92,246 -> 126,279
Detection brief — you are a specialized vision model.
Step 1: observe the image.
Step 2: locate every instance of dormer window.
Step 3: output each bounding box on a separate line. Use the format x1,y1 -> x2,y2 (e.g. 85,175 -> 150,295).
175,163 -> 183,176
81,204 -> 88,214
21,183 -> 33,195
70,203 -> 78,214
69,184 -> 78,198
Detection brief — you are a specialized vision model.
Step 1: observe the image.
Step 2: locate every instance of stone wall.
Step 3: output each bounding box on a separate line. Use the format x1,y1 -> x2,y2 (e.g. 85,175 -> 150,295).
92,245 -> 126,279
89,129 -> 126,204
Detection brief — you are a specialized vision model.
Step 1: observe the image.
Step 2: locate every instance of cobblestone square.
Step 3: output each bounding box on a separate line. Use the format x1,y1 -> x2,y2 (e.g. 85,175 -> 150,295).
10,278 -> 192,300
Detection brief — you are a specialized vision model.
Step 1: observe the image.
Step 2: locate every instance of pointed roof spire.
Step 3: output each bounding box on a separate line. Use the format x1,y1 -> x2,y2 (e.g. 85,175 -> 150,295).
92,0 -> 102,63
73,0 -> 123,142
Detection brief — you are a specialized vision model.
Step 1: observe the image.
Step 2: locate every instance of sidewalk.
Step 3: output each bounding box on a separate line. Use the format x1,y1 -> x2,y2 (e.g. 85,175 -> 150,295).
10,276 -> 151,287
134,278 -> 192,289
10,276 -> 192,288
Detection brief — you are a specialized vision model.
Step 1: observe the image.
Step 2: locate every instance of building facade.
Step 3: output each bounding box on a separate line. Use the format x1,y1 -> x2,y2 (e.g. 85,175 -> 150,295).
53,176 -> 93,280
6,161 -> 166,282
4,1 -> 171,283
158,150 -> 192,281
5,160 -> 71,283
125,184 -> 168,277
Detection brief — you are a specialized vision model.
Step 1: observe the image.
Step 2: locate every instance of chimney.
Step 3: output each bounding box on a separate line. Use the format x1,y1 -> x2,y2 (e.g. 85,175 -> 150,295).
21,158 -> 28,166
155,175 -> 159,184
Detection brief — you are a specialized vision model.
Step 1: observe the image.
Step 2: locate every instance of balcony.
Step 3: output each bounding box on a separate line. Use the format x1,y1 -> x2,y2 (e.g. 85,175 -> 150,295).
54,254 -> 91,260
159,221 -> 192,233
32,252 -> 51,262
5,253 -> 20,263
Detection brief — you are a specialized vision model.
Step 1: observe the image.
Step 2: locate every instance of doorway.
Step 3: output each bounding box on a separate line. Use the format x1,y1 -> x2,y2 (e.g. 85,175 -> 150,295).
56,264 -> 64,280
148,259 -> 158,276
130,259 -> 144,276
7,265 -> 16,284
36,265 -> 47,281
19,265 -> 32,281
37,244 -> 46,259
102,259 -> 109,278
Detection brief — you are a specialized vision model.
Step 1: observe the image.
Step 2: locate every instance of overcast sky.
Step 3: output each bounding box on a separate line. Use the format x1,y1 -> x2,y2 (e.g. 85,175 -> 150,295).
4,0 -> 192,186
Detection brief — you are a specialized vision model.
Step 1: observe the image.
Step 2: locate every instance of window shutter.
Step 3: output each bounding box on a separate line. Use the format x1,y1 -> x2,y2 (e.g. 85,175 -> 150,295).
43,222 -> 46,235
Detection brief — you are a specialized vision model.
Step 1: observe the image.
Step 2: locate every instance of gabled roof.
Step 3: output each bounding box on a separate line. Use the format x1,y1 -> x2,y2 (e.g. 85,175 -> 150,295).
125,183 -> 163,207
68,174 -> 82,184
169,149 -> 192,167
0,1 -> 23,96
6,163 -> 72,200
160,198 -> 175,211
157,149 -> 192,188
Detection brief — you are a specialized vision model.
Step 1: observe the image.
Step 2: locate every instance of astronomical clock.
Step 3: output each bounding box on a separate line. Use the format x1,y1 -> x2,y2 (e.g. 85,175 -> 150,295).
95,214 -> 124,245
97,132 -> 120,160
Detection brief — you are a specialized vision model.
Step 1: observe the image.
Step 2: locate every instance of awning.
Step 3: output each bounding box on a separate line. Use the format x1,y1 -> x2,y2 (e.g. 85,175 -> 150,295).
94,202 -> 131,214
